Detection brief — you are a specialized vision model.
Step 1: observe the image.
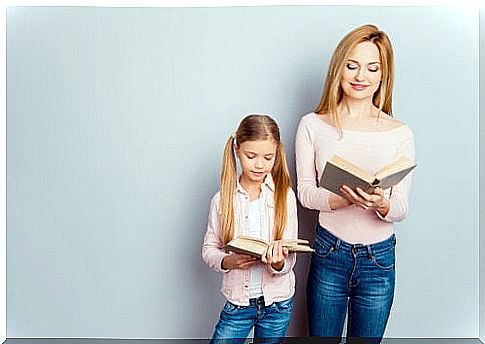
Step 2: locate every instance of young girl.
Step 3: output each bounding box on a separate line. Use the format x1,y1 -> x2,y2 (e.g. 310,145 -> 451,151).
202,114 -> 298,343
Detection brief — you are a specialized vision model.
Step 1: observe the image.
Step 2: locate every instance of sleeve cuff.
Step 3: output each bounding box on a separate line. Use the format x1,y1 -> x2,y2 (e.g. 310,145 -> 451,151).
217,252 -> 231,273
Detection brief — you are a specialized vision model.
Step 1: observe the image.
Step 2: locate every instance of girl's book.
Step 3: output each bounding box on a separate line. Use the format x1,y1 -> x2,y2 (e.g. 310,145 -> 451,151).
223,236 -> 314,258
320,155 -> 416,196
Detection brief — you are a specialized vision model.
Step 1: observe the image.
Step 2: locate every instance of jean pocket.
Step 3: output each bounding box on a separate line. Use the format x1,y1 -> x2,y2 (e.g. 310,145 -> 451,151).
274,298 -> 293,313
222,301 -> 243,314
313,239 -> 335,259
369,247 -> 395,270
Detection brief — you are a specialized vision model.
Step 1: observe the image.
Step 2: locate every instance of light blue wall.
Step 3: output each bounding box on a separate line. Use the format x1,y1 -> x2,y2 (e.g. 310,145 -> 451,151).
480,6 -> 485,344
7,6 -> 479,338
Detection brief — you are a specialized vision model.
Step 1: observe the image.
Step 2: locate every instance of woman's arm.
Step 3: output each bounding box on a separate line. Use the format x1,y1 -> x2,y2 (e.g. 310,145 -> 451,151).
339,134 -> 416,222
295,118 -> 351,211
378,136 -> 416,222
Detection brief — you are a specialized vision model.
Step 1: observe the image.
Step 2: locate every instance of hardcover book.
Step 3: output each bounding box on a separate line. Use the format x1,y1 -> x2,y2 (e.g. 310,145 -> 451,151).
320,155 -> 416,196
223,236 -> 314,258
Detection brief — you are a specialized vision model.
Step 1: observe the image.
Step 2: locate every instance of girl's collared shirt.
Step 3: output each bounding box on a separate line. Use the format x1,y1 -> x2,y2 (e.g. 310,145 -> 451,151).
202,174 -> 298,306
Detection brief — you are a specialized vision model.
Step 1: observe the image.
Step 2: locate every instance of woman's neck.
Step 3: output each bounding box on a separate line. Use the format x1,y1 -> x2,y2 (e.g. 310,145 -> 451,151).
338,98 -> 377,119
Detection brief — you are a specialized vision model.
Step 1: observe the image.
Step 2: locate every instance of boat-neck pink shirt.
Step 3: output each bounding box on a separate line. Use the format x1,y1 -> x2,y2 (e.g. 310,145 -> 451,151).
295,112 -> 416,245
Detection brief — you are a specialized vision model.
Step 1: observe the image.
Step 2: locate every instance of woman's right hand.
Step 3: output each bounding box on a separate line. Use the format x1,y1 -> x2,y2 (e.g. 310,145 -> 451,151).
328,192 -> 352,210
222,253 -> 259,270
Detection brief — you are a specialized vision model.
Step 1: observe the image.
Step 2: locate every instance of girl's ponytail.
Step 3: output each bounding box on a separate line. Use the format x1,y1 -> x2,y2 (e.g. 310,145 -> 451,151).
272,142 -> 291,240
220,135 -> 237,244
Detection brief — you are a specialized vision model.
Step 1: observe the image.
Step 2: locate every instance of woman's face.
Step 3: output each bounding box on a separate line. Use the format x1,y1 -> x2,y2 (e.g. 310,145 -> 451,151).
340,41 -> 382,101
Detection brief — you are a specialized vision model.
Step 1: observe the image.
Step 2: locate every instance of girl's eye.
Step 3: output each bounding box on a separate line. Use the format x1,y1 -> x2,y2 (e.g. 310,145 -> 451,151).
264,156 -> 273,161
346,63 -> 358,70
246,155 -> 255,159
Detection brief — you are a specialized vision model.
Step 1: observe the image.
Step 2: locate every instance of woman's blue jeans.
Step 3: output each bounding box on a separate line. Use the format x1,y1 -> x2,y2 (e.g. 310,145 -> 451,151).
210,296 -> 292,343
307,224 -> 396,343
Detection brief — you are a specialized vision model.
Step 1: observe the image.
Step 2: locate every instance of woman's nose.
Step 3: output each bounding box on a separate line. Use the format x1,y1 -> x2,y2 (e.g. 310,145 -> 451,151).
354,68 -> 365,82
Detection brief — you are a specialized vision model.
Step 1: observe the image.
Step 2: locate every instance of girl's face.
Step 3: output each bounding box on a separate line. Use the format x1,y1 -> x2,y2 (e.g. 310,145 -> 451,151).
340,41 -> 382,101
236,139 -> 277,185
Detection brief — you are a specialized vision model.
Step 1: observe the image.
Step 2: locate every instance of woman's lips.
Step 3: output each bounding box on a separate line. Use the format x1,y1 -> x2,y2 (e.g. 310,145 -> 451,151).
350,83 -> 369,91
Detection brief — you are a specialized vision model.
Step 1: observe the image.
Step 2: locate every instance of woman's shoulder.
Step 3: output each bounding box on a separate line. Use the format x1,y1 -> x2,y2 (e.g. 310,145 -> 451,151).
378,112 -> 406,129
298,112 -> 334,132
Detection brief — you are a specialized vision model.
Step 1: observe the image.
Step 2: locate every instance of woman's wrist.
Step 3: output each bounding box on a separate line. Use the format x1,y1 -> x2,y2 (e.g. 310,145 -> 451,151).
329,193 -> 352,210
376,198 -> 390,217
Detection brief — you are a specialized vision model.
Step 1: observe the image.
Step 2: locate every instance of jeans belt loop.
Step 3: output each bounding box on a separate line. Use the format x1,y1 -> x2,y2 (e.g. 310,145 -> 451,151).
335,239 -> 341,251
366,244 -> 374,259
257,296 -> 265,305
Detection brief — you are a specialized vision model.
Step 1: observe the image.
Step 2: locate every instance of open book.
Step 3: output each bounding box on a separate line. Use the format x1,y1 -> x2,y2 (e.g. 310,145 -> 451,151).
223,236 -> 314,258
320,155 -> 416,196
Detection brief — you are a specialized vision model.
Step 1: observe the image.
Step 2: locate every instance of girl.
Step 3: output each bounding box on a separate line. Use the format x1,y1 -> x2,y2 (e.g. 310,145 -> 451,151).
296,25 -> 416,343
202,114 -> 298,343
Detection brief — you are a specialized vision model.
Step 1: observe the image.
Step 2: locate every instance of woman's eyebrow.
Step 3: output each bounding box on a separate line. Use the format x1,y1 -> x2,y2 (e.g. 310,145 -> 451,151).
347,59 -> 381,65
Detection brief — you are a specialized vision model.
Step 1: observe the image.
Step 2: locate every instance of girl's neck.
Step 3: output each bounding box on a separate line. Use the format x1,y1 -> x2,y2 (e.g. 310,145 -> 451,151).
239,175 -> 263,201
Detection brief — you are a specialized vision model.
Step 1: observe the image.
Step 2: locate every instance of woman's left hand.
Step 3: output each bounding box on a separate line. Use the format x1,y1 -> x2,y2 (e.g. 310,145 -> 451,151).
261,240 -> 289,271
340,185 -> 390,217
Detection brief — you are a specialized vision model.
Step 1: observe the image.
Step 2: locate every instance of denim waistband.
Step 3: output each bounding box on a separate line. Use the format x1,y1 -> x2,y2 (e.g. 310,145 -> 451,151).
248,296 -> 265,306
316,223 -> 396,255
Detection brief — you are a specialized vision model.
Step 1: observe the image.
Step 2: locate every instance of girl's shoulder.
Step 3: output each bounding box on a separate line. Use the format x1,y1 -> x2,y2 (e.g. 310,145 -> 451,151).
209,191 -> 222,209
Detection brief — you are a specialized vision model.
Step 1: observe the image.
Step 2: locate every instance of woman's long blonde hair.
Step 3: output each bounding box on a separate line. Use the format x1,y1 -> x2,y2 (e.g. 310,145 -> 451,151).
219,114 -> 291,244
315,24 -> 395,128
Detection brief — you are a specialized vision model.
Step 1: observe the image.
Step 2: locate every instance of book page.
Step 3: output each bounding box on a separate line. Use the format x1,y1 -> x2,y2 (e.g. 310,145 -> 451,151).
374,156 -> 416,180
329,155 -> 375,183
224,236 -> 269,257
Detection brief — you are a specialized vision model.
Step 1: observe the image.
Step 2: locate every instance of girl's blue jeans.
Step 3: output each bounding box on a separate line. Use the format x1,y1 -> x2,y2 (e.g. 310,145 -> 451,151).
210,296 -> 292,343
307,224 -> 396,344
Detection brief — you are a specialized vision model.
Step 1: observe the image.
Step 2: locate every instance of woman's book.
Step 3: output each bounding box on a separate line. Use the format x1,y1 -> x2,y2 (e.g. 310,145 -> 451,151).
320,155 -> 416,196
223,236 -> 314,258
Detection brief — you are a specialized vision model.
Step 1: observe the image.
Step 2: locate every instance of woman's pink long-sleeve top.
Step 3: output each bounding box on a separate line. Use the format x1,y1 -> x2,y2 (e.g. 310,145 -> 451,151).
295,113 -> 416,245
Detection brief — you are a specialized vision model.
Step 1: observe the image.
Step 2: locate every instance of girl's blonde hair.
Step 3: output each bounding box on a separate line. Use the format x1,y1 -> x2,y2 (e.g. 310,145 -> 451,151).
219,114 -> 291,244
315,24 -> 395,128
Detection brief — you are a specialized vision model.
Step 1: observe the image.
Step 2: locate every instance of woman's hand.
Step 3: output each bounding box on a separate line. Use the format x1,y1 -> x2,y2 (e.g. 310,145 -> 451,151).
221,253 -> 259,270
261,240 -> 289,271
328,193 -> 353,210
340,185 -> 390,217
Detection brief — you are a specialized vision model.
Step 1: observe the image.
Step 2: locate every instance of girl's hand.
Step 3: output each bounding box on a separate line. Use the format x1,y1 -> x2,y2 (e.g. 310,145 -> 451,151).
222,253 -> 259,270
340,185 -> 390,216
261,240 -> 289,271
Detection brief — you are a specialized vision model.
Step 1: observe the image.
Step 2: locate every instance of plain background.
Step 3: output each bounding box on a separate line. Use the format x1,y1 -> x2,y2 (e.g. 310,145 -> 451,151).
6,5 -> 479,339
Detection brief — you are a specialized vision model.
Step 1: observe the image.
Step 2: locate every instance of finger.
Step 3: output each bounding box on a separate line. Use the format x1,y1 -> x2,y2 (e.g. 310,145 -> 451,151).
340,186 -> 357,203
355,187 -> 373,200
342,186 -> 366,204
266,243 -> 274,264
282,247 -> 289,256
272,241 -> 282,263
373,187 -> 384,196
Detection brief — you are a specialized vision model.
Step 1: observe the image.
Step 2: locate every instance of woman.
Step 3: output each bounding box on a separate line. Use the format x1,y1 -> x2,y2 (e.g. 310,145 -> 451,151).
295,24 -> 415,343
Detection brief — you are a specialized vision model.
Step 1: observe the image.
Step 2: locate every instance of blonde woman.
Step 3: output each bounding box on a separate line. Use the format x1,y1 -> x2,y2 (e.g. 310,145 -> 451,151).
203,114 -> 298,343
296,25 -> 415,342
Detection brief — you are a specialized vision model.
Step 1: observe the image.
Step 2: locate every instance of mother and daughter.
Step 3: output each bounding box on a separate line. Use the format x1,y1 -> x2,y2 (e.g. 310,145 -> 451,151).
202,24 -> 416,343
